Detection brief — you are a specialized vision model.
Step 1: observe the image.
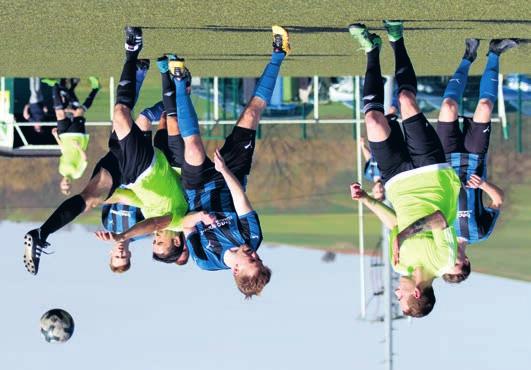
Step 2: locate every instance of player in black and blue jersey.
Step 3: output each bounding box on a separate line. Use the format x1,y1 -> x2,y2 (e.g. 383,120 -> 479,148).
436,38 -> 519,283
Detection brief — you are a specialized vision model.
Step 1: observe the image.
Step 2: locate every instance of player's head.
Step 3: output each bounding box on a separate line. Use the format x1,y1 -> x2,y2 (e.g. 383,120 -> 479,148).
230,244 -> 271,299
60,176 -> 72,196
442,239 -> 471,284
395,277 -> 436,318
109,240 -> 131,273
372,179 -> 385,201
152,230 -> 189,265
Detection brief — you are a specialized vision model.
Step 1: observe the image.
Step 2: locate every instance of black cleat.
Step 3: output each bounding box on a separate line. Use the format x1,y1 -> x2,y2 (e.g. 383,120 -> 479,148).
488,38 -> 519,56
124,26 -> 143,60
23,229 -> 51,275
463,38 -> 480,62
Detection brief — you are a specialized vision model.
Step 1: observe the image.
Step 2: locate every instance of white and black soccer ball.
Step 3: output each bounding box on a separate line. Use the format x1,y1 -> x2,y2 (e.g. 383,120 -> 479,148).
40,309 -> 74,343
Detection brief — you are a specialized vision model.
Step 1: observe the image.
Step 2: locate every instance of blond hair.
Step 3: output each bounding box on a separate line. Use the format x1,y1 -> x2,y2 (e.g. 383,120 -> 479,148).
235,265 -> 272,299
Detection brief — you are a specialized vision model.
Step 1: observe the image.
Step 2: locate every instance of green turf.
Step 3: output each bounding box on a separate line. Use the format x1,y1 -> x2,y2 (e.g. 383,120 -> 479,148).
0,1 -> 529,78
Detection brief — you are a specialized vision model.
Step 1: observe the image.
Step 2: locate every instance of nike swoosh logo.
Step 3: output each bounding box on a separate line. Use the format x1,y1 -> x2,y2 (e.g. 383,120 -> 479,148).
483,127 -> 490,133
164,91 -> 174,96
449,78 -> 461,84
363,94 -> 376,101
251,235 -> 259,239
490,78 -> 498,82
244,141 -> 252,149
118,80 -> 131,86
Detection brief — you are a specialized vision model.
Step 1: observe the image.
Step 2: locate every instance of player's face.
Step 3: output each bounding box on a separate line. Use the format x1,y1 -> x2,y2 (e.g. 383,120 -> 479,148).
110,241 -> 131,268
152,230 -> 180,255
233,245 -> 262,277
372,181 -> 385,201
394,277 -> 417,313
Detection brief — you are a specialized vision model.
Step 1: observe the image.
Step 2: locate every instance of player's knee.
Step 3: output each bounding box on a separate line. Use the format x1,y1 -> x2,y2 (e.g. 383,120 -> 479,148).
398,90 -> 417,109
73,108 -> 85,117
238,106 -> 261,128
113,104 -> 131,121
365,110 -> 386,129
441,98 -> 458,115
476,99 -> 493,114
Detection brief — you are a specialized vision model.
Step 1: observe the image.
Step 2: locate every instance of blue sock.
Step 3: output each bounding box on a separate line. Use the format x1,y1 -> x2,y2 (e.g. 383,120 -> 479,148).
140,101 -> 164,122
134,66 -> 148,106
174,79 -> 199,137
252,51 -> 285,104
443,58 -> 471,103
479,52 -> 500,104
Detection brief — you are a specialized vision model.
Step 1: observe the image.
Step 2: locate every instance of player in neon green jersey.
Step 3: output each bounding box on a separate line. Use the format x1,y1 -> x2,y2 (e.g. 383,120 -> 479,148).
46,76 -> 101,195
349,21 -> 461,318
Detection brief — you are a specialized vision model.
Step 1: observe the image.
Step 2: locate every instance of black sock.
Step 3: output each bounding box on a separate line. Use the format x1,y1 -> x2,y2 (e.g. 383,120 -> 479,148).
52,85 -> 64,110
390,38 -> 417,94
116,59 -> 137,109
362,48 -> 385,113
82,88 -> 99,111
40,194 -> 86,241
68,88 -> 80,108
161,72 -> 177,116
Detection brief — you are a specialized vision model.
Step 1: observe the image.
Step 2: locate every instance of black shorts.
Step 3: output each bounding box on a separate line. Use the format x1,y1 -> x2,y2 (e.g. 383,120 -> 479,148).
57,116 -> 86,134
436,117 -> 491,155
153,129 -> 184,168
182,126 -> 256,189
117,123 -> 154,185
91,127 -> 153,198
29,102 -> 45,122
369,113 -> 446,184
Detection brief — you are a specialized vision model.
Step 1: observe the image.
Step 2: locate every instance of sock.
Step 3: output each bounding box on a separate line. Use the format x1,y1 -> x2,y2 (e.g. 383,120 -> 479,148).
116,59 -> 137,109
443,59 -> 472,103
140,101 -> 164,121
82,88 -> 99,111
362,47 -> 385,113
161,72 -> 177,116
52,85 -> 64,110
134,65 -> 148,106
390,38 -> 417,94
252,51 -> 285,104
40,194 -> 86,241
479,52 -> 500,104
174,78 -> 199,137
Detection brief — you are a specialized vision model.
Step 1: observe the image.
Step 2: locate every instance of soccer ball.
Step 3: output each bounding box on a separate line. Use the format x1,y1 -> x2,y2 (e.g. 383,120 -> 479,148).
39,309 -> 75,343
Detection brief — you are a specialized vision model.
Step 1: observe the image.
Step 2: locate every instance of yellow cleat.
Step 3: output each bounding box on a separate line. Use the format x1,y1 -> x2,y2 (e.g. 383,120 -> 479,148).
272,25 -> 291,54
168,58 -> 186,79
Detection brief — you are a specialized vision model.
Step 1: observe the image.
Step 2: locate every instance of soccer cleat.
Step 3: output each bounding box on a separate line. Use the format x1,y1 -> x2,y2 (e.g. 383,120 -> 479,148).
462,38 -> 480,62
41,78 -> 59,87
272,25 -> 291,54
23,229 -> 51,275
488,38 -> 519,56
348,23 -> 382,53
124,26 -> 143,59
383,20 -> 404,42
156,56 -> 169,74
88,76 -> 100,90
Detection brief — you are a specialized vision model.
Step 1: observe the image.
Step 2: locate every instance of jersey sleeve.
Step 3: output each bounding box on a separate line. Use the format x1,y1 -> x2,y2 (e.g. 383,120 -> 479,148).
109,188 -> 144,208
238,211 -> 263,250
432,226 -> 458,276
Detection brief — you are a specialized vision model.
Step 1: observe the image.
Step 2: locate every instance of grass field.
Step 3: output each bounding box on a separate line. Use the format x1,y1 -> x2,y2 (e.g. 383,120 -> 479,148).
0,1 -> 530,78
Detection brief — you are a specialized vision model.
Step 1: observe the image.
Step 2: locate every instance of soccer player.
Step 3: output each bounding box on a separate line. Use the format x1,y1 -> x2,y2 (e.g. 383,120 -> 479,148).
164,26 -> 290,298
22,77 -> 52,132
45,76 -> 101,195
436,38 -> 518,283
360,136 -> 385,201
349,21 -> 461,318
22,27 -> 189,275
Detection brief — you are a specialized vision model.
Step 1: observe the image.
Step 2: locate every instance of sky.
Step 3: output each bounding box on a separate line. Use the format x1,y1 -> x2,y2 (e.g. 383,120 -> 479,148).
1,221 -> 530,370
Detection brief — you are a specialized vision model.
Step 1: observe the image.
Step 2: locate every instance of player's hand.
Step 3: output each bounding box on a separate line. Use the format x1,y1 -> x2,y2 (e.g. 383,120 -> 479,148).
466,174 -> 484,189
51,128 -> 58,136
200,212 -> 217,226
94,230 -> 121,242
214,148 -> 227,173
350,182 -> 367,201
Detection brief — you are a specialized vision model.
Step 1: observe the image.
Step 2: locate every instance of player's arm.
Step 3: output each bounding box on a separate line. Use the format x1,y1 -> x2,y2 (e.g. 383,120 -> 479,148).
51,128 -> 62,145
182,211 -> 216,228
467,174 -> 504,209
213,148 -> 253,216
397,210 -> 448,244
350,183 -> 397,229
95,214 -> 172,242
23,104 -> 31,121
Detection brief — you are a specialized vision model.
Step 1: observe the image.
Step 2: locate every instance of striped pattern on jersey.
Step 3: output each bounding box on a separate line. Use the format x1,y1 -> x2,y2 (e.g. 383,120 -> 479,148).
447,152 -> 499,244
364,158 -> 381,182
101,203 -> 146,241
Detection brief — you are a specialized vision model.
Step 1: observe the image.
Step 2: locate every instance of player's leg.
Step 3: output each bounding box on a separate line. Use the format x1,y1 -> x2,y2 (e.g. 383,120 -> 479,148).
42,79 -> 67,121
436,39 -> 479,154
349,23 -> 412,183
76,76 -> 101,113
113,26 -> 143,140
236,25 -> 290,131
384,20 -> 445,168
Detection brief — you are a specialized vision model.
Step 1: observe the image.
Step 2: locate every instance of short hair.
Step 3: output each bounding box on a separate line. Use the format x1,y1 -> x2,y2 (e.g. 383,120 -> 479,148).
442,260 -> 471,284
403,286 -> 436,318
152,233 -> 185,264
235,264 -> 272,299
109,260 -> 131,274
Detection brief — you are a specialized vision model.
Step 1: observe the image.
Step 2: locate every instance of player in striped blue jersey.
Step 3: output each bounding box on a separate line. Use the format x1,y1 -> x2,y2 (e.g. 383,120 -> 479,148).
436,38 -> 518,283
